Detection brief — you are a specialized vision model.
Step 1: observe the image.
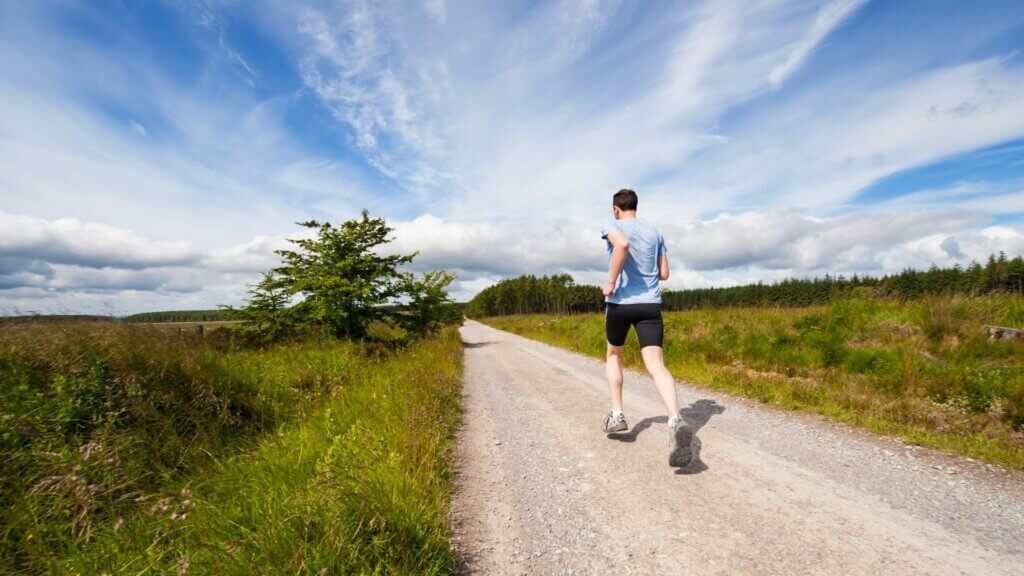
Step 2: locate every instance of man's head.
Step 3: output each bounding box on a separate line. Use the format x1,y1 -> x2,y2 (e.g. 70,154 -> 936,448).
612,188 -> 638,219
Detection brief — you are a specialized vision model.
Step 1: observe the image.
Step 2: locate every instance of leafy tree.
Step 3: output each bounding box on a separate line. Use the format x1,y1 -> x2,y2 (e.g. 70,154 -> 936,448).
234,211 -> 456,341
226,271 -> 294,341
396,270 -> 460,336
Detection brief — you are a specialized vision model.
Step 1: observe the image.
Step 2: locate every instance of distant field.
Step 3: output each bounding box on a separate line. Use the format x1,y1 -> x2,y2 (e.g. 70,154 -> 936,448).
144,320 -> 243,330
484,296 -> 1024,468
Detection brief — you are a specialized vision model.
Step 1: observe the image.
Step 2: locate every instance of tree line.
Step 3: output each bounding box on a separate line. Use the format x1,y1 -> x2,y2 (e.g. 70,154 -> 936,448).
463,274 -> 605,317
122,309 -> 242,323
466,252 -> 1024,317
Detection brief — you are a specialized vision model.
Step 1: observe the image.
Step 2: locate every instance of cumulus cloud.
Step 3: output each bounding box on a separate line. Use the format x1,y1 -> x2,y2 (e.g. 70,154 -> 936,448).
4,206 -> 1024,314
202,235 -> 292,273
0,211 -> 199,269
386,215 -> 603,275
384,209 -> 1020,295
0,212 -> 251,311
385,209 -> 998,278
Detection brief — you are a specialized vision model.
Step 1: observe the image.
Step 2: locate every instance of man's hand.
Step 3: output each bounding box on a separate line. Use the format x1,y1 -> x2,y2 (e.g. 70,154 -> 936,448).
602,280 -> 616,297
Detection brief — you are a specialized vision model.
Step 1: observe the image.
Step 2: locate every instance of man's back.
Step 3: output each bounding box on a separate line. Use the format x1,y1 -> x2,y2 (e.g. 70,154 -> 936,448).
601,217 -> 666,304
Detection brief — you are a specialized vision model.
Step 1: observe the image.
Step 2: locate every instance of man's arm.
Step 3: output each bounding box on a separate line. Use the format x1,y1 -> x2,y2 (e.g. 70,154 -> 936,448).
658,254 -> 670,281
603,229 -> 629,296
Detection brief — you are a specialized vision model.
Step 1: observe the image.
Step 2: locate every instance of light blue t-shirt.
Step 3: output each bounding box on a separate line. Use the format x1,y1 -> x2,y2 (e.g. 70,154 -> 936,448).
601,217 -> 667,304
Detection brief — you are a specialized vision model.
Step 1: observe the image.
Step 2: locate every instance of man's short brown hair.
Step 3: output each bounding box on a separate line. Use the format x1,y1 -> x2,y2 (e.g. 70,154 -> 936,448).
613,189 -> 638,211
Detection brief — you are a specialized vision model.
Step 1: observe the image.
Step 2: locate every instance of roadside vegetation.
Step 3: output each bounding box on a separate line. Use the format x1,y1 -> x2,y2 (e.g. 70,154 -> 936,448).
2,212 -> 464,574
484,295 -> 1024,468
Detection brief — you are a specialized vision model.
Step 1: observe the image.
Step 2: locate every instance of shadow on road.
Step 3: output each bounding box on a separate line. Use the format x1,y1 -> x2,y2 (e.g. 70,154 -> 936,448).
461,341 -> 492,348
606,415 -> 667,442
675,399 -> 725,475
607,398 -> 725,475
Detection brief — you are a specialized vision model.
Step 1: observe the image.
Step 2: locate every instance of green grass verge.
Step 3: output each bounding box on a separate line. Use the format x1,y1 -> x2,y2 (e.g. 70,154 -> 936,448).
482,296 -> 1024,469
58,328 -> 462,575
3,322 -> 463,574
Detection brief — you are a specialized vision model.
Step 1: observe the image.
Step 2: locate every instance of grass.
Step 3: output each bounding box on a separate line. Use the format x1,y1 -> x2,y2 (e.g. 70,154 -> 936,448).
482,295 -> 1024,469
1,320 -> 463,574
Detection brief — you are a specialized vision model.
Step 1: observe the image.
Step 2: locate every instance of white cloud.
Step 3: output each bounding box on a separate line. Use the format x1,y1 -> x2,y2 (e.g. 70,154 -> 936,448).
296,2 -> 456,193
275,0 -> 885,225
768,0 -> 867,88
657,208 -> 988,273
423,0 -> 446,26
0,4 -> 374,251
202,235 -> 291,273
696,56 -> 1024,211
2,206 -> 1022,314
0,211 -> 199,269
387,214 -> 604,275
0,211 -> 258,313
387,208 -> 1016,294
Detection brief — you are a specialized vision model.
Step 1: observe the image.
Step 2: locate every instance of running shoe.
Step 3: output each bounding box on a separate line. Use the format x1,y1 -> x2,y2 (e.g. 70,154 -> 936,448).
603,411 -> 628,433
668,415 -> 694,467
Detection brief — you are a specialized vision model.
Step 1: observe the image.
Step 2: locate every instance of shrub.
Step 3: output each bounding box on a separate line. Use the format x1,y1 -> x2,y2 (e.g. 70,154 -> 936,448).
918,297 -> 960,343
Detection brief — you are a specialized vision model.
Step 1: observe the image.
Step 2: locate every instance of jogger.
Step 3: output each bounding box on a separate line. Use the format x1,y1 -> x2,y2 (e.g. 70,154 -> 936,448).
600,189 -> 692,467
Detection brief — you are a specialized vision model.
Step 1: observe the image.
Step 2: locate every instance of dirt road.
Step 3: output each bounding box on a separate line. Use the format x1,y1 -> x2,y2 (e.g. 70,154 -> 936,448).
450,321 -> 1024,575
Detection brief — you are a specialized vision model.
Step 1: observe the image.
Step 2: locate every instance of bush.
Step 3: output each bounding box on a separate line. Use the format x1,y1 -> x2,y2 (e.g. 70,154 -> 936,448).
819,336 -> 848,367
844,348 -> 894,376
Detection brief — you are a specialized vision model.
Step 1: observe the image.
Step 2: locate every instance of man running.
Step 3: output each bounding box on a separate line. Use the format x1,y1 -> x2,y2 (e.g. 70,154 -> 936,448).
600,189 -> 692,467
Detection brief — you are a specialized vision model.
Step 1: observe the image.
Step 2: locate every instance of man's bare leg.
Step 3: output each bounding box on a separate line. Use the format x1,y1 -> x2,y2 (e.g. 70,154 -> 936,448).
640,346 -> 680,418
644,345 -> 692,466
606,343 -> 625,413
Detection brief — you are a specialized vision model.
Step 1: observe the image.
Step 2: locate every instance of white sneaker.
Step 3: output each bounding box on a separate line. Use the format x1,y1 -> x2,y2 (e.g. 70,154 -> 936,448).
668,415 -> 693,467
603,411 -> 628,433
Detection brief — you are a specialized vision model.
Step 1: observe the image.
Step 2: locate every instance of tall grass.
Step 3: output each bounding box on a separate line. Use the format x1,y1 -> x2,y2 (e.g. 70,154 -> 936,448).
485,296 -> 1024,468
59,328 -> 463,575
1,321 -> 463,574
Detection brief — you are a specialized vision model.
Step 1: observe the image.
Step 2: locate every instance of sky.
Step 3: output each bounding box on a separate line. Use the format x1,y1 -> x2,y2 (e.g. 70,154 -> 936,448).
2,0 -> 1024,314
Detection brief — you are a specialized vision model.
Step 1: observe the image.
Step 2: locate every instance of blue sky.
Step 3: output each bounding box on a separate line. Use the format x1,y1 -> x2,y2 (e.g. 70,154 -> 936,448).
2,0 -> 1024,313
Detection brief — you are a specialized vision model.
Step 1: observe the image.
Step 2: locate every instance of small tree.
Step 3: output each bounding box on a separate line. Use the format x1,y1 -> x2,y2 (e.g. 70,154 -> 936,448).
397,270 -> 459,336
234,210 -> 456,341
224,271 -> 293,341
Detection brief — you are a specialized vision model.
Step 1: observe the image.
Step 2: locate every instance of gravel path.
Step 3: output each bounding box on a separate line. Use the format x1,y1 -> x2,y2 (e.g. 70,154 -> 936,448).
449,321 -> 1024,576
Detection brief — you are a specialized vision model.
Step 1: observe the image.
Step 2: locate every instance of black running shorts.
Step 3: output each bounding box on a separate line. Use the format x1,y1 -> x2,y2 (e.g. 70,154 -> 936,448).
605,302 -> 664,348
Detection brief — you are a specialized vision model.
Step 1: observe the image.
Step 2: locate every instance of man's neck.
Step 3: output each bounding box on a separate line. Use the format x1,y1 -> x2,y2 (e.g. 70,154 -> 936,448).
616,211 -> 637,220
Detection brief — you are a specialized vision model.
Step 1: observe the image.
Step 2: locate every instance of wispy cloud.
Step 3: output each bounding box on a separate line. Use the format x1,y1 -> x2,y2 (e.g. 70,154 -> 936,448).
179,0 -> 259,83
297,1 -> 453,193
768,0 -> 867,88
422,0 -> 446,26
